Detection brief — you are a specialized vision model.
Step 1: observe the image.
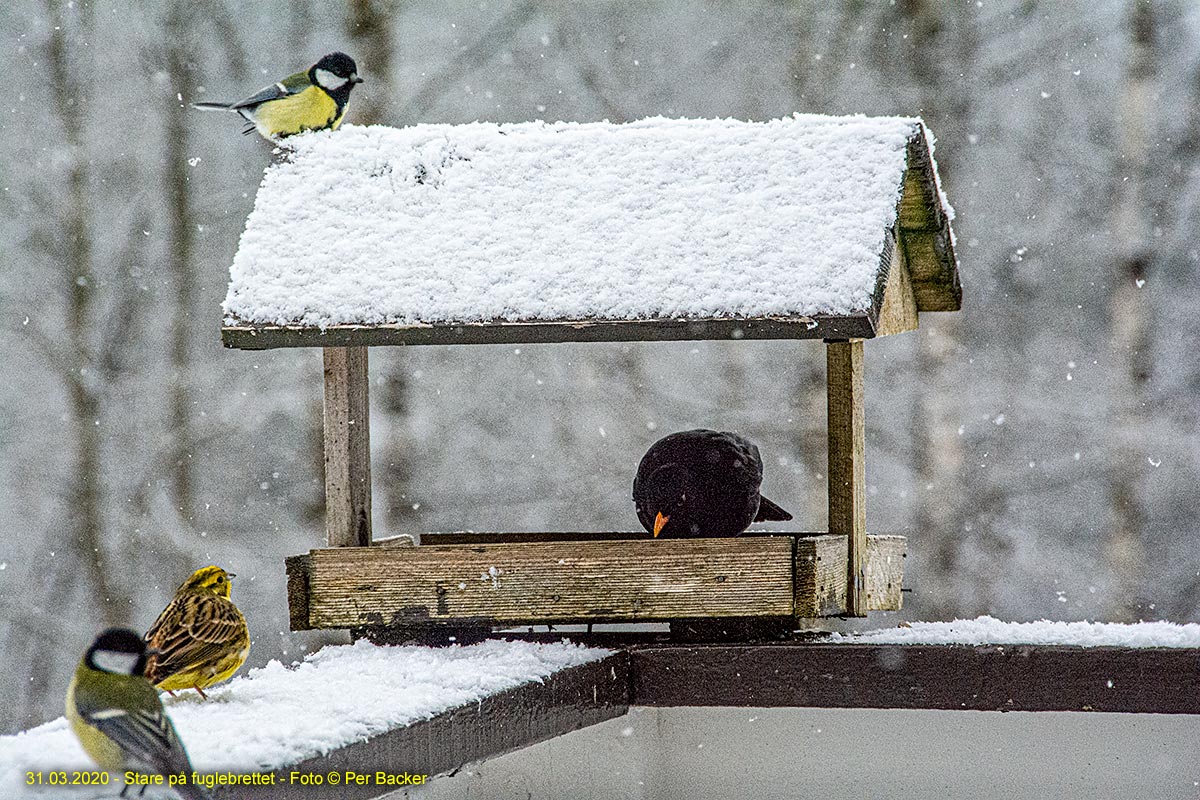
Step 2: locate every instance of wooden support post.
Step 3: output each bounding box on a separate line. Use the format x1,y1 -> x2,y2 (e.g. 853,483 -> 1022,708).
323,346 -> 372,547
826,340 -> 866,616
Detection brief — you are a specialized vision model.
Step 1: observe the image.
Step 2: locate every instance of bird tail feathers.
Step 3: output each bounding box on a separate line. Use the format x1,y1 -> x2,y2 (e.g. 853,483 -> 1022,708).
190,101 -> 234,111
754,495 -> 793,522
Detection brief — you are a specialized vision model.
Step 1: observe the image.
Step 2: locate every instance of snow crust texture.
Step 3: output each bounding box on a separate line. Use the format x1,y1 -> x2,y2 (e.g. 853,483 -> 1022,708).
832,616 -> 1200,648
1,639 -> 607,797
224,115 -> 923,328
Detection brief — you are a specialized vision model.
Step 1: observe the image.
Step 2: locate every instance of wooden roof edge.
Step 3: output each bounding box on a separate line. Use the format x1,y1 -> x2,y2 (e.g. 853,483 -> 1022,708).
898,124 -> 962,313
221,313 -> 877,350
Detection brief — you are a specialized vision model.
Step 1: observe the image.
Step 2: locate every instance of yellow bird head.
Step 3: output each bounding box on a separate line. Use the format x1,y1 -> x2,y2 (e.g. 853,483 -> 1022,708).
176,565 -> 235,599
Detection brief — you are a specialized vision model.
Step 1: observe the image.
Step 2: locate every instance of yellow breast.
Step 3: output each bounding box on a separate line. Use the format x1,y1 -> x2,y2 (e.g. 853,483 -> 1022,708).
251,85 -> 342,139
66,680 -> 126,771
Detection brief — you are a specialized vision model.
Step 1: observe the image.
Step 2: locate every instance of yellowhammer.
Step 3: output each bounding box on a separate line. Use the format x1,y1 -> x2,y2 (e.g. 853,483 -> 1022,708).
144,566 -> 250,699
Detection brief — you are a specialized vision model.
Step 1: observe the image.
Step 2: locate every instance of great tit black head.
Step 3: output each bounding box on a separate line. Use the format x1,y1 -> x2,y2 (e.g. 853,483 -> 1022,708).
310,51 -> 364,93
85,628 -> 151,677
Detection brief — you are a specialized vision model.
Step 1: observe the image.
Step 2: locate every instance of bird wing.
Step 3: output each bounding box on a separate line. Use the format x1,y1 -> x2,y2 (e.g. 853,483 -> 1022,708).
86,707 -> 191,775
73,673 -> 193,779
146,594 -> 246,684
230,69 -> 311,110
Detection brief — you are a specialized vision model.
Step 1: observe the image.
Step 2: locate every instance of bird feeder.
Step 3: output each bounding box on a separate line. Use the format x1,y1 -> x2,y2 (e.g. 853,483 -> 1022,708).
222,115 -> 960,641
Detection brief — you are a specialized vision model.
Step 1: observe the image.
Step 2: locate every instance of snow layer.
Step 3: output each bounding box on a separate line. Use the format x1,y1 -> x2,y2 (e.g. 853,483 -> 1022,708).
224,115 -> 924,328
832,616 -> 1200,648
0,639 -> 607,798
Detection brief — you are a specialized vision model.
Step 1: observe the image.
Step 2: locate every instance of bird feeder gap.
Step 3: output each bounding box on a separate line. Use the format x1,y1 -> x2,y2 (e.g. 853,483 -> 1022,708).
221,114 -> 960,641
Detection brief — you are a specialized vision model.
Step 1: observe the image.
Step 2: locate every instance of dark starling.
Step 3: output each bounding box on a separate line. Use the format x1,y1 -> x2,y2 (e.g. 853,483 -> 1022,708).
632,429 -> 793,538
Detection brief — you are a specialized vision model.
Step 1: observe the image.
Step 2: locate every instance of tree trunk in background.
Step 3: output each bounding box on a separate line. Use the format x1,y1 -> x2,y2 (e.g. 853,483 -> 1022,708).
785,6 -> 841,533
43,0 -> 121,627
912,321 -> 967,613
164,1 -> 198,526
286,0 -> 315,55
347,1 -> 413,537
15,0 -> 124,729
1106,0 -> 1156,621
790,356 -> 828,530
895,0 -> 974,616
378,367 -> 416,536
348,0 -> 397,126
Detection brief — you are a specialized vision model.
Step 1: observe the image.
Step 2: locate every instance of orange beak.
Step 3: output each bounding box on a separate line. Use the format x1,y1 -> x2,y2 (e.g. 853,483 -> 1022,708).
653,512 -> 669,538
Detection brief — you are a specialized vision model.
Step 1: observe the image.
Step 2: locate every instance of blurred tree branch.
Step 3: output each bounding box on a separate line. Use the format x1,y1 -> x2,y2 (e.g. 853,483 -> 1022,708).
40,0 -> 122,629
396,1 -> 535,121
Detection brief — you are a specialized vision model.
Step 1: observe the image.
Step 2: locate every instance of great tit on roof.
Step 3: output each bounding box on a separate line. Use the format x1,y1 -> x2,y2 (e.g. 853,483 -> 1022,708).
192,52 -> 362,141
66,628 -> 210,800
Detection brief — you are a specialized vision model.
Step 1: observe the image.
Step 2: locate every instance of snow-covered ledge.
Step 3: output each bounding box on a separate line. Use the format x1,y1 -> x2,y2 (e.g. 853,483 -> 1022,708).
7,624 -> 1200,798
830,616 -> 1200,648
1,640 -> 615,799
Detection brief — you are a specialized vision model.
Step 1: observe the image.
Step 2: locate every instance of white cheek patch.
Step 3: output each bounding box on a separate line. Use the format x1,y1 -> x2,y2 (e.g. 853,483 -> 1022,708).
92,650 -> 141,675
315,69 -> 348,90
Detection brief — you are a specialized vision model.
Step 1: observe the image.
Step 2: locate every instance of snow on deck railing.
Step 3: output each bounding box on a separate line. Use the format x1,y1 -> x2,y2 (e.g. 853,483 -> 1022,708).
831,616 -> 1200,648
0,639 -> 608,798
223,115 -> 931,329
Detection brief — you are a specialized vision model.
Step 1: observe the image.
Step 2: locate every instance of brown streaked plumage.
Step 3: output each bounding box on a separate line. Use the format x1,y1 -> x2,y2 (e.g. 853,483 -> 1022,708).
144,566 -> 250,700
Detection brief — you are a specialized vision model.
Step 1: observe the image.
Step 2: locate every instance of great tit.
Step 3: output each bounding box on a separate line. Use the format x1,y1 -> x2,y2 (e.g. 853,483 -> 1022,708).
66,628 -> 210,800
192,51 -> 363,141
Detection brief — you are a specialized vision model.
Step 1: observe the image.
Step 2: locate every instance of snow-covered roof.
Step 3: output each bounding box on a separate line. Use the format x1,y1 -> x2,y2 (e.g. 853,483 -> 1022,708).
831,616 -> 1200,648
1,639 -> 607,798
222,115 -> 959,349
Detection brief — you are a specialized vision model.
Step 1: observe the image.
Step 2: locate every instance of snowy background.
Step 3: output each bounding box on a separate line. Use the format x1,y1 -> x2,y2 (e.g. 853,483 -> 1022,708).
2,0 -> 1199,734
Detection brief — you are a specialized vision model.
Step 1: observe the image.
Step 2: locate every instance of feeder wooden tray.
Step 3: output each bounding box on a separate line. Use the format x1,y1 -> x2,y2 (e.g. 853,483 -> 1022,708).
285,532 -> 905,633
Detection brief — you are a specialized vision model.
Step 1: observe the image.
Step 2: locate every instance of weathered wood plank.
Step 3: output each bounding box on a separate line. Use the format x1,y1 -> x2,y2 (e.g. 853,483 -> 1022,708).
899,130 -> 961,312
223,314 -> 875,350
630,644 -> 1200,714
794,534 -> 905,617
863,535 -> 904,612
903,230 -> 960,311
373,533 -> 416,547
288,533 -> 904,630
285,554 -> 312,631
416,529 -> 828,546
873,236 -> 918,337
793,535 -> 842,618
323,346 -> 372,547
826,340 -> 867,616
302,538 -> 795,628
418,531 -> 657,545
216,653 -> 631,800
